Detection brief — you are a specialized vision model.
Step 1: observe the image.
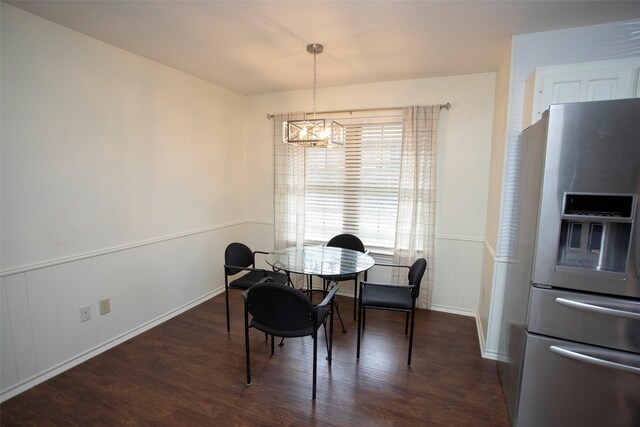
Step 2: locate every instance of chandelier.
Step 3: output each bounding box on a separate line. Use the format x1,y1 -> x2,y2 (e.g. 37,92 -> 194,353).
282,44 -> 345,147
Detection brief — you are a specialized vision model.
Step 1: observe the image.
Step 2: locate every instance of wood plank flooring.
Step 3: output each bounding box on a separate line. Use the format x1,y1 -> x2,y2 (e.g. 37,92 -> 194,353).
1,292 -> 509,426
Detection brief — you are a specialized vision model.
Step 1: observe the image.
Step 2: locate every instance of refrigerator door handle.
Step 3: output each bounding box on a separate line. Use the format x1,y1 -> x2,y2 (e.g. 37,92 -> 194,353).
550,346 -> 640,374
555,297 -> 640,321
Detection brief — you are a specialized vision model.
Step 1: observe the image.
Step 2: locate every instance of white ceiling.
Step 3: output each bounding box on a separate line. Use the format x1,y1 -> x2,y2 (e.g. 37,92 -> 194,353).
7,1 -> 640,95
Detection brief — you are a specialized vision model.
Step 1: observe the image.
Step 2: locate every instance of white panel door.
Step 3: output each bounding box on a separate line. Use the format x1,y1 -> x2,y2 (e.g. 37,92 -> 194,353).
587,78 -> 621,101
523,58 -> 640,128
539,67 -> 634,116
549,79 -> 581,105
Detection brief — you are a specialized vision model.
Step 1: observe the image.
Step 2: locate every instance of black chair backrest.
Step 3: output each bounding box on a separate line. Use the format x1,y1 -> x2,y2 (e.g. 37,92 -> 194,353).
225,242 -> 253,275
408,258 -> 427,298
327,234 -> 365,253
245,282 -> 315,332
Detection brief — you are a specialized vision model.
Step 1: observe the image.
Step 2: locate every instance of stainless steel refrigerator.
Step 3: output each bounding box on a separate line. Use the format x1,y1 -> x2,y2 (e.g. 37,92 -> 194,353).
498,98 -> 640,427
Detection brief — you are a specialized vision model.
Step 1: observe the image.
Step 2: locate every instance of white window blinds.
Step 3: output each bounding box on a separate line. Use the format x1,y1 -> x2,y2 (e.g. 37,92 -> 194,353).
303,114 -> 403,253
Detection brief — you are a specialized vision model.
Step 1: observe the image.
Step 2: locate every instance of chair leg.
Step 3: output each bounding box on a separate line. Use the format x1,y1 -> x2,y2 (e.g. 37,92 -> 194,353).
225,282 -> 231,332
408,309 -> 416,365
361,273 -> 368,330
362,307 -> 366,331
334,298 -> 347,334
328,306 -> 334,365
356,297 -> 362,359
404,312 -> 409,335
271,334 -> 275,355
323,322 -> 329,356
244,303 -> 251,385
312,329 -> 318,400
352,277 -> 358,321
328,281 -> 346,333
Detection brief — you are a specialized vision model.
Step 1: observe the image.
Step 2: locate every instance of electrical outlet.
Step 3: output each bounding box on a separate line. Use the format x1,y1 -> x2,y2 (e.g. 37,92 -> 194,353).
80,305 -> 91,322
99,298 -> 111,315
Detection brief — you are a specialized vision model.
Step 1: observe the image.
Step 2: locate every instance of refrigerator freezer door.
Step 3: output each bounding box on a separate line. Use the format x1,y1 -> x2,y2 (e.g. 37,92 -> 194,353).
518,333 -> 640,427
528,286 -> 640,353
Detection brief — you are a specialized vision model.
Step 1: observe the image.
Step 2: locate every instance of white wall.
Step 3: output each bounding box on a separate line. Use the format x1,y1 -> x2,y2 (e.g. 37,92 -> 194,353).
482,19 -> 640,359
245,73 -> 496,316
0,4 -> 247,400
478,41 -> 513,358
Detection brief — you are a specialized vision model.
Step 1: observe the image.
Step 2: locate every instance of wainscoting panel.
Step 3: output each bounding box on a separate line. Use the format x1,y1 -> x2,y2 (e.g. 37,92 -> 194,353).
2,274 -> 37,385
1,221 -> 489,401
58,260 -> 98,356
1,282 -> 19,390
50,263 -> 85,363
432,236 -> 484,316
0,223 -> 242,402
24,268 -> 65,373
485,259 -> 509,360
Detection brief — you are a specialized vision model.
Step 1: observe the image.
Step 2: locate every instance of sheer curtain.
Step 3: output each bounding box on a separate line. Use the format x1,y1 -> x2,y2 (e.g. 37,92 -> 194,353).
273,113 -> 306,250
393,106 -> 440,309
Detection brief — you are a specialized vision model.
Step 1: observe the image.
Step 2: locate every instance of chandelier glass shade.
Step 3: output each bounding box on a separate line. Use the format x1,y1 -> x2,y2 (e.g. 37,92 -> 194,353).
282,44 -> 345,148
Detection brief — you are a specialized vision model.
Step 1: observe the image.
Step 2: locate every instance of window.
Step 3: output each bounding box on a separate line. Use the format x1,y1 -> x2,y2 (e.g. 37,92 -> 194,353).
275,106 -> 440,308
303,114 -> 403,254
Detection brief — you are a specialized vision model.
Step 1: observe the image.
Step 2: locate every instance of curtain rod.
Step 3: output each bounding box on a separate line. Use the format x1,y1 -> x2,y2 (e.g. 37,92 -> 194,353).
266,103 -> 451,120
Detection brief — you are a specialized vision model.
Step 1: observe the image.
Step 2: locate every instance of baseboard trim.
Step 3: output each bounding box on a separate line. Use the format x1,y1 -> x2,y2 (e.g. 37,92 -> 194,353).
429,304 -> 476,318
482,349 -> 500,360
314,289 -> 479,321
476,312 -> 486,355
474,312 -> 498,360
430,306 -> 494,359
0,286 -> 494,402
0,287 -> 225,403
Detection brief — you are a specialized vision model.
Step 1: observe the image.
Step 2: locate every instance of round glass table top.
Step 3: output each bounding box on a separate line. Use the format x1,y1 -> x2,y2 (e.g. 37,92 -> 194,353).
266,245 -> 375,277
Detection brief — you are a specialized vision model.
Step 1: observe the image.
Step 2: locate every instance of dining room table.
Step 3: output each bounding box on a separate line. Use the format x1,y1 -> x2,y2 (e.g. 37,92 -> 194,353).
266,245 -> 375,332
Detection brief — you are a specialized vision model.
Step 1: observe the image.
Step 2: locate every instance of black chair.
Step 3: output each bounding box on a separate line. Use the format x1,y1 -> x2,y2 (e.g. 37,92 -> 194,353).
224,242 -> 289,332
356,258 -> 427,365
243,278 -> 338,400
320,234 -> 368,323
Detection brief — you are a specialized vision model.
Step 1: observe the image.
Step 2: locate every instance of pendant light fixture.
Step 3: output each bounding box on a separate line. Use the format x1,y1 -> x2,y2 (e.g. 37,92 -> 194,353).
282,43 -> 345,147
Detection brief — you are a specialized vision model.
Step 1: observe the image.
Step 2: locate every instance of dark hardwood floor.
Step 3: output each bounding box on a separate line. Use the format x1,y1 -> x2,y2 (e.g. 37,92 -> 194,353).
1,292 -> 509,426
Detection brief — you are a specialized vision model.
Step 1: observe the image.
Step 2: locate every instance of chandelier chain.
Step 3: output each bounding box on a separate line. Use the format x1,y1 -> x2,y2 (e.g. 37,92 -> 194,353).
280,42 -> 345,147
312,49 -> 317,118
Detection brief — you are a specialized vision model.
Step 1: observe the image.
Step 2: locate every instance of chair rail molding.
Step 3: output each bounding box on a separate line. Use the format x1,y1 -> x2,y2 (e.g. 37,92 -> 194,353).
1,220 -> 247,277
436,234 -> 484,243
